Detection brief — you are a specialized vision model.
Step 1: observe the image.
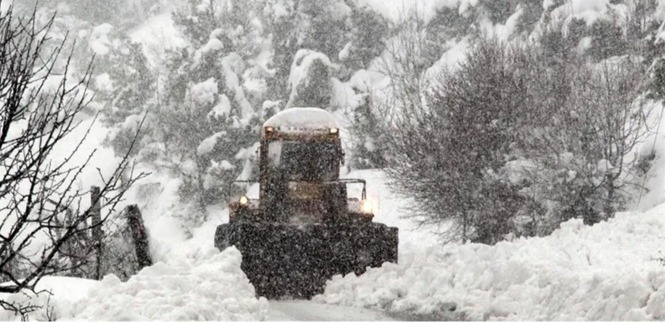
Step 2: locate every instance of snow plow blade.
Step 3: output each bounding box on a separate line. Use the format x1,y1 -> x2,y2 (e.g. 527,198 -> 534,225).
214,222 -> 398,299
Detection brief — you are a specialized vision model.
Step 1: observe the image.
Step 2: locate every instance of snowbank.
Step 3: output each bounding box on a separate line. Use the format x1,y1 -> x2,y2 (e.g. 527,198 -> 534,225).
263,107 -> 339,130
315,205 -> 665,320
73,247 -> 268,320
190,78 -> 219,106
1,248 -> 267,321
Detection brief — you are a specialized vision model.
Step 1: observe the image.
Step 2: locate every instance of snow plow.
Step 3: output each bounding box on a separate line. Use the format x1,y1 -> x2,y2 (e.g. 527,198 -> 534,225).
214,107 -> 398,299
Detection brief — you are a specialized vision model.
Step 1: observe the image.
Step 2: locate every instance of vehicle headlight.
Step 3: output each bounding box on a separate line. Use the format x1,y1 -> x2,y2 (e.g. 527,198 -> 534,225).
360,199 -> 373,214
239,195 -> 249,205
330,127 -> 338,134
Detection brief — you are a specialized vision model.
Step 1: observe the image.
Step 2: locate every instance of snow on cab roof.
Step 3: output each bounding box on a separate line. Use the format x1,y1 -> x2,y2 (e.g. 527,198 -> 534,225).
263,107 -> 338,130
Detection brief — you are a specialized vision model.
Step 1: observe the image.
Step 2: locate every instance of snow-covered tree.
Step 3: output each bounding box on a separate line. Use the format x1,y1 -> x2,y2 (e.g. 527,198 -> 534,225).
347,94 -> 386,169
286,49 -> 335,108
138,0 -> 273,225
341,3 -> 389,73
97,38 -> 156,158
261,0 -> 365,99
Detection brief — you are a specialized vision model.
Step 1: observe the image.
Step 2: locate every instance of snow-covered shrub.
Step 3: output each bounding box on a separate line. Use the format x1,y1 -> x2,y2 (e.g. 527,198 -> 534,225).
385,37 -> 655,244
286,49 -> 335,108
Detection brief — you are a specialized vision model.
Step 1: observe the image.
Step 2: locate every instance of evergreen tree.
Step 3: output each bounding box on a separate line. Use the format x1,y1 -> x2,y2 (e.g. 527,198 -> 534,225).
286,49 -> 334,108
262,0 -> 351,99
97,38 -> 156,158
152,0 -> 268,225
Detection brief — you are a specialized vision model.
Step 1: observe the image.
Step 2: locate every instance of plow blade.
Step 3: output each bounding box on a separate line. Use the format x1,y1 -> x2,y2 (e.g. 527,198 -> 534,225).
214,222 -> 398,299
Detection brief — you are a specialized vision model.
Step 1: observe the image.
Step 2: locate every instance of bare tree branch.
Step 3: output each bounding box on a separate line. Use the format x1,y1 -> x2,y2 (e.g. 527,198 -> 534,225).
0,3 -> 147,311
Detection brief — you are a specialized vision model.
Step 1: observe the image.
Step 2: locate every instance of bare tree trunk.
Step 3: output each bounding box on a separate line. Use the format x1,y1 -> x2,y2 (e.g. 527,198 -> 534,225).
605,175 -> 616,218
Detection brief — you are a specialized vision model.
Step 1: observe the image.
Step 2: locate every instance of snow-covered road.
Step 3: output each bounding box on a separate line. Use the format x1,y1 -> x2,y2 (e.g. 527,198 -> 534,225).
267,301 -> 394,321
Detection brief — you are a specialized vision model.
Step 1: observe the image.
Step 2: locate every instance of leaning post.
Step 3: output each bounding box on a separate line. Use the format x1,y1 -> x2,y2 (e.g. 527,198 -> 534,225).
91,186 -> 102,280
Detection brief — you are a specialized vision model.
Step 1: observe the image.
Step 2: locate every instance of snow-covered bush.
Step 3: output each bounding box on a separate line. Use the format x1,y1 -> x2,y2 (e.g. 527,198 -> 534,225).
286,49 -> 335,108
384,37 -> 655,244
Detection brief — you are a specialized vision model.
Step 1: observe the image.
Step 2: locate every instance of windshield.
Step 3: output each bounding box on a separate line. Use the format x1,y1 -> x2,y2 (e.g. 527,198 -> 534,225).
268,141 -> 338,181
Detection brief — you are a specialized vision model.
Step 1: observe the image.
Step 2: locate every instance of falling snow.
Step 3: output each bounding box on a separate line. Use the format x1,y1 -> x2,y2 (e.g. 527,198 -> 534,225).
2,0 -> 665,321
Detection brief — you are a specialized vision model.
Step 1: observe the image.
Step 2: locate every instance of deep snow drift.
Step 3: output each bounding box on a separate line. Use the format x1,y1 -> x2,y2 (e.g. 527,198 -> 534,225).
0,248 -> 268,321
315,205 -> 665,320
73,247 -> 268,320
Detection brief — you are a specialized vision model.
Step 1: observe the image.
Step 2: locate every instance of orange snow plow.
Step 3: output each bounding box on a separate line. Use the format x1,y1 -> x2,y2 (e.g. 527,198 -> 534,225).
214,107 -> 398,299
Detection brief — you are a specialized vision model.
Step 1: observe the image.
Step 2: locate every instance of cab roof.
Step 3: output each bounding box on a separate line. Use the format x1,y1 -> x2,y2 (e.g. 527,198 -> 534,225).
263,107 -> 338,131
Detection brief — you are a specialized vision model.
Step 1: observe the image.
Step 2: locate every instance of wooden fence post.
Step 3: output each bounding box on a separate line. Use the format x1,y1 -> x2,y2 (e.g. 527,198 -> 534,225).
90,186 -> 102,280
126,205 -> 152,269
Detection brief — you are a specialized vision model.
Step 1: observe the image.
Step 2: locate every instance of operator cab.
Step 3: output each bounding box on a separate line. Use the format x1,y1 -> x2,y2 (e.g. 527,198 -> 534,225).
260,108 -> 346,224
267,139 -> 339,182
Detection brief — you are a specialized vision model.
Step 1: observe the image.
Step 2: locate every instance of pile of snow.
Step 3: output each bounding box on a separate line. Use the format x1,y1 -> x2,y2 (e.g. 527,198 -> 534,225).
73,247 -> 267,320
263,107 -> 339,130
315,204 -> 665,320
2,248 -> 268,321
0,0 -> 11,15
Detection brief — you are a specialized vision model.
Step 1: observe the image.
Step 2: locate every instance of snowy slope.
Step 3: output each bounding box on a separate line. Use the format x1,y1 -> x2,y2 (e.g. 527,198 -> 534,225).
7,1 -> 665,320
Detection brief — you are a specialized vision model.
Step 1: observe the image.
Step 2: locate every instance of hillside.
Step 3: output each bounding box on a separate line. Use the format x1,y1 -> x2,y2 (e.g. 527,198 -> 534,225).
3,0 -> 665,320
